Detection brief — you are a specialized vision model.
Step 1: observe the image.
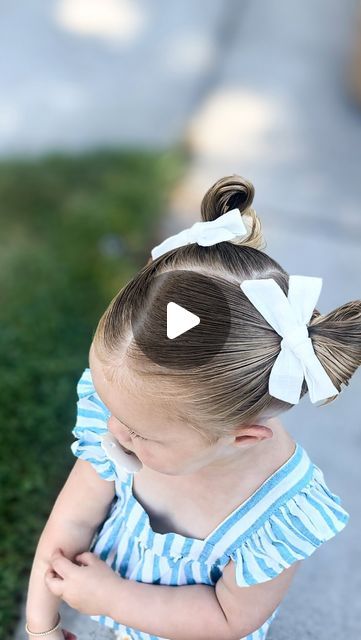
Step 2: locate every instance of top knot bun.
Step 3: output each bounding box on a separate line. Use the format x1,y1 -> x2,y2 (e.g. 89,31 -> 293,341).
200,174 -> 266,250
200,175 -> 255,220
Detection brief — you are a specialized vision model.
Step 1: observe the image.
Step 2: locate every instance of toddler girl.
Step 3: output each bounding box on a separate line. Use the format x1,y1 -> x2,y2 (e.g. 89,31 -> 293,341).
25,175 -> 357,640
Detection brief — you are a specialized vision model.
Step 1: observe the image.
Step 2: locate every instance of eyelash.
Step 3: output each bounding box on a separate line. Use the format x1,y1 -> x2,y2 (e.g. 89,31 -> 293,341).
127,427 -> 147,441
106,408 -> 147,441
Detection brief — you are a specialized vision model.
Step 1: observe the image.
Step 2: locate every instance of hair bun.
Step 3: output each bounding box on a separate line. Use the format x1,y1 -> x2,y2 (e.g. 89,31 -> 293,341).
200,175 -> 254,221
200,175 -> 266,250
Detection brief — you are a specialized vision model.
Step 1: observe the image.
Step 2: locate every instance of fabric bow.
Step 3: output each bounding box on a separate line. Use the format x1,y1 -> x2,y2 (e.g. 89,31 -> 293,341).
240,275 -> 340,404
151,208 -> 249,259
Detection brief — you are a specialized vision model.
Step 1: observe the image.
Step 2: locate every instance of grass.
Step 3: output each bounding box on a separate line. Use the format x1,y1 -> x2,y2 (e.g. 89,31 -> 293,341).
0,147 -> 186,639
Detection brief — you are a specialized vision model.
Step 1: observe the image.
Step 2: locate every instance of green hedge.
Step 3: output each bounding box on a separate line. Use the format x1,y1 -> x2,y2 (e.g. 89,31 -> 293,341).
0,148 -> 185,639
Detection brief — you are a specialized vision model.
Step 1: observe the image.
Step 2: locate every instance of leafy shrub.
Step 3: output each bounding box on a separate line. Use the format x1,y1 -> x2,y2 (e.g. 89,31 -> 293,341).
0,148 -> 185,639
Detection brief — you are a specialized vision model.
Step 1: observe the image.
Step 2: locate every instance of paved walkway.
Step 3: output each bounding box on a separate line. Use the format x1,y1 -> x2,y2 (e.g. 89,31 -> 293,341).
0,0 -> 229,154
162,2 -> 361,638
13,0 -> 361,638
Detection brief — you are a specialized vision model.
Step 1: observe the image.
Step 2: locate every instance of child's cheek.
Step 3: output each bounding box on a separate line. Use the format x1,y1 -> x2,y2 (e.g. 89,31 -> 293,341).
137,443 -> 177,473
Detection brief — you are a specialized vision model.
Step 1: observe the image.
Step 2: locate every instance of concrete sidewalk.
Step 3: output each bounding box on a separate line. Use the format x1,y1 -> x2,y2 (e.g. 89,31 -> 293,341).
162,1 -> 361,638
0,0 -> 231,155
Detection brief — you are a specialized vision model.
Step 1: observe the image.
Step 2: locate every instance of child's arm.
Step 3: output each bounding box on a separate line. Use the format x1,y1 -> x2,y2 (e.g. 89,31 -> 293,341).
25,519 -> 98,634
105,561 -> 300,640
107,579 -> 232,640
25,458 -> 115,632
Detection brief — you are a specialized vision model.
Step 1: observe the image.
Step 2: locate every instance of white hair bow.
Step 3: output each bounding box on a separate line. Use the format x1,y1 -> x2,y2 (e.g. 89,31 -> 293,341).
151,208 -> 249,259
240,276 -> 340,405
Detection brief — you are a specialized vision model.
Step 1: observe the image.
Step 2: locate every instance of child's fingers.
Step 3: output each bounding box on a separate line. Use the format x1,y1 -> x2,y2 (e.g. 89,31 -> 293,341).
62,630 -> 77,640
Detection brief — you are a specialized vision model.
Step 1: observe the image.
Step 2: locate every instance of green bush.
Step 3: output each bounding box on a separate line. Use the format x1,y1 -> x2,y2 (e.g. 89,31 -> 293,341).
0,148 -> 185,639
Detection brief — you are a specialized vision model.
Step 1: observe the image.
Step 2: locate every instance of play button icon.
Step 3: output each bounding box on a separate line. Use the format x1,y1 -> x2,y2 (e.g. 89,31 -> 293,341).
167,302 -> 200,339
130,269 -> 231,370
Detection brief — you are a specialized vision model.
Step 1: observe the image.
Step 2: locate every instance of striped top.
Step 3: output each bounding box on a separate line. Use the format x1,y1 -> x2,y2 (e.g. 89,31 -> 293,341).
71,367 -> 350,640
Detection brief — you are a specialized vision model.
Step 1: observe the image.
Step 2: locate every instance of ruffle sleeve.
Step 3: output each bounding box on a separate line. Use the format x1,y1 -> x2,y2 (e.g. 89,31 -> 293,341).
70,367 -> 117,482
228,464 -> 350,587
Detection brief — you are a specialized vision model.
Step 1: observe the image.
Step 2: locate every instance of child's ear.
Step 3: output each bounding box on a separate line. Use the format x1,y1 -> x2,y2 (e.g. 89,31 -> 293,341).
233,424 -> 274,447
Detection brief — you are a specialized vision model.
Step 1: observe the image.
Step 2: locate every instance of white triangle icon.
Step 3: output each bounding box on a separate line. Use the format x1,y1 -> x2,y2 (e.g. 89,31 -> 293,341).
166,302 -> 200,339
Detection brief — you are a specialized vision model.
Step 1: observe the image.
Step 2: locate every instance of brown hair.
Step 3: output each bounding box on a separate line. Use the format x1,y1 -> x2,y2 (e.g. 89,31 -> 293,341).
92,175 -> 361,444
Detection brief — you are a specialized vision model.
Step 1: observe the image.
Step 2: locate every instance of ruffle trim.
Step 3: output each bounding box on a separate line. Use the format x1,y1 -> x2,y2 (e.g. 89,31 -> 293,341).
71,428 -> 118,482
229,464 -> 350,587
70,368 -> 118,482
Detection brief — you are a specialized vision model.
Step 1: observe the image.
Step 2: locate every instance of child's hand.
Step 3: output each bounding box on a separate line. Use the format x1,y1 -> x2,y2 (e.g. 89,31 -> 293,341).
44,549 -> 122,617
61,631 -> 77,640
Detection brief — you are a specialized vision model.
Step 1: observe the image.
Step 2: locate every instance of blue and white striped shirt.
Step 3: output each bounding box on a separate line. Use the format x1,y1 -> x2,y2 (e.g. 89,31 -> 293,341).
71,367 -> 350,640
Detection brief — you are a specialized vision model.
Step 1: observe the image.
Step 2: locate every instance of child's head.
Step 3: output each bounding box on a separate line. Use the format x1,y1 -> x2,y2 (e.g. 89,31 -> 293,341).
90,174 -> 361,475
89,341 -> 279,476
